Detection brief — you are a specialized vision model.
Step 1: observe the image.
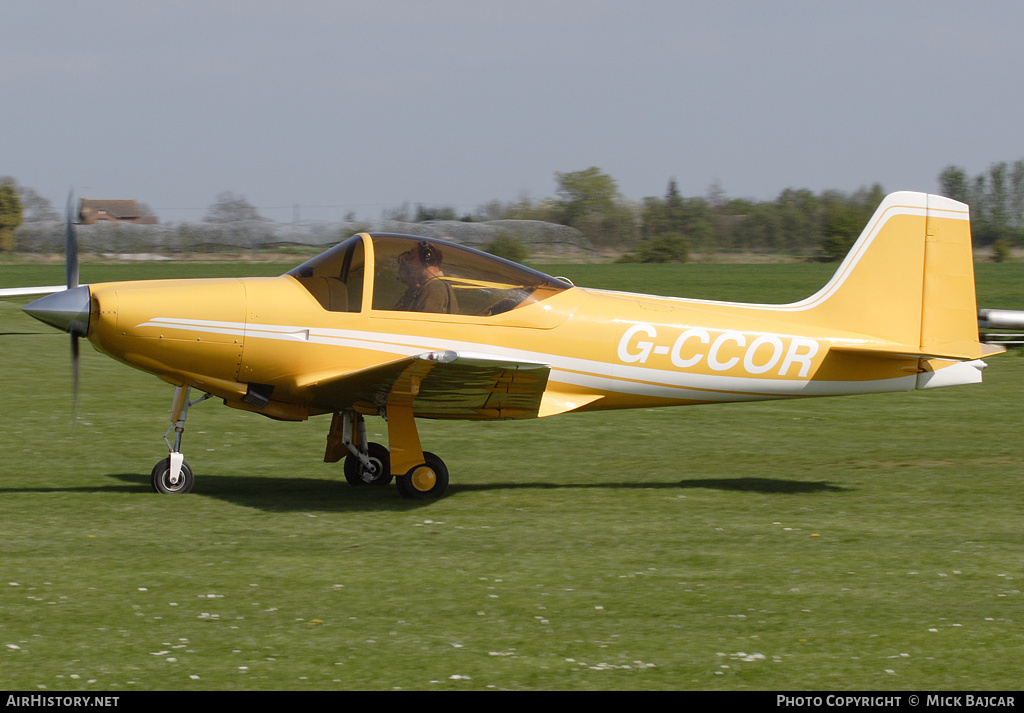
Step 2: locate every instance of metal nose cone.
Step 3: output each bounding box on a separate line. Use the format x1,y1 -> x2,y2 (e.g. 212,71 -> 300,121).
22,285 -> 92,336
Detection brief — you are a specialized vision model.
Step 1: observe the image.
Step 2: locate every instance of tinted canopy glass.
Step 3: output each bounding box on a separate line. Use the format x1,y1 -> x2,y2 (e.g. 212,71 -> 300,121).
290,234 -> 569,316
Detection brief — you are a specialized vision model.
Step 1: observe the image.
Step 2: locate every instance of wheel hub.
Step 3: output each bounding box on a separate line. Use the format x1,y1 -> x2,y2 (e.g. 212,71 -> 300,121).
361,458 -> 381,483
410,465 -> 437,492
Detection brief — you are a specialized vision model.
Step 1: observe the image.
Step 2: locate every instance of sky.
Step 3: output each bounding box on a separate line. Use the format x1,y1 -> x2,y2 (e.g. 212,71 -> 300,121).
5,0 -> 1024,224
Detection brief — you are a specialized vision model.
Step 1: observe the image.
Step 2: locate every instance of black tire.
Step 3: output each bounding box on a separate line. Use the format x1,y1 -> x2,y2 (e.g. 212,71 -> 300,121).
396,452 -> 449,500
343,442 -> 392,486
151,457 -> 195,494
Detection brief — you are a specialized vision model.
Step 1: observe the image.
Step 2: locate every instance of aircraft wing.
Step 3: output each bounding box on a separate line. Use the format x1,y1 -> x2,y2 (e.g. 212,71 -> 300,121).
301,350 -> 552,420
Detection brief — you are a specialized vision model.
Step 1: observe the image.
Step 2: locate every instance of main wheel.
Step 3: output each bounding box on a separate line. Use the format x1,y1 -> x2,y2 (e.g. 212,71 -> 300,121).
343,442 -> 392,486
151,457 -> 195,494
396,452 -> 449,500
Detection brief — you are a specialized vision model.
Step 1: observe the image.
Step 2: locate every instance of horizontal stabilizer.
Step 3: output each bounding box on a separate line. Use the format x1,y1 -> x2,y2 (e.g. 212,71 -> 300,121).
829,342 -> 997,391
978,309 -> 1024,330
830,340 -> 1005,362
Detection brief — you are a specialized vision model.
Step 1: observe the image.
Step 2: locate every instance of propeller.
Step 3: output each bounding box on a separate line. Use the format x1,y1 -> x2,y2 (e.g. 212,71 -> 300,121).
65,192 -> 81,417
21,191 -> 88,425
66,191 -> 79,290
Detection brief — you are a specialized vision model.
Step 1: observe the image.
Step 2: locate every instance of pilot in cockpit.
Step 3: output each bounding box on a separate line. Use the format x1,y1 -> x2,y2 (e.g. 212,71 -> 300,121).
393,240 -> 459,314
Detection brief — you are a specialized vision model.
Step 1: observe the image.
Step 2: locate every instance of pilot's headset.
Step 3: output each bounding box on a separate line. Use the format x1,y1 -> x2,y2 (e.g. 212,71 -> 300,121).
416,240 -> 441,268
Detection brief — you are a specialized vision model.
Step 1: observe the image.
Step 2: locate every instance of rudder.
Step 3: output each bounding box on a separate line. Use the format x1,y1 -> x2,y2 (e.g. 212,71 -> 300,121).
920,193 -> 984,358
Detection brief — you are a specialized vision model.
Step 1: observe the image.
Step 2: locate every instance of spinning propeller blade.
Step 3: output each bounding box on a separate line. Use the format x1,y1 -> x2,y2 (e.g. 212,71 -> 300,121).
66,191 -> 79,291
22,191 -> 87,423
66,192 -> 82,420
71,329 -> 81,422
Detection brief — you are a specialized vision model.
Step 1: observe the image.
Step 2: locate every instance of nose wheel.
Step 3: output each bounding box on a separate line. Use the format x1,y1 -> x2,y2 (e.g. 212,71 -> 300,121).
151,456 -> 195,494
151,385 -> 211,494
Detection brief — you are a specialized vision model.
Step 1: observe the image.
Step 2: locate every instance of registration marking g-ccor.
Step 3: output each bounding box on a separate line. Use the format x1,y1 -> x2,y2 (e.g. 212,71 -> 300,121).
616,322 -> 821,378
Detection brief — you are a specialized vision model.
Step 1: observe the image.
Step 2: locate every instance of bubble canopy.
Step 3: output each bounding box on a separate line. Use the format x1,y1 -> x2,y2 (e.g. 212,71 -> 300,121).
287,233 -> 570,315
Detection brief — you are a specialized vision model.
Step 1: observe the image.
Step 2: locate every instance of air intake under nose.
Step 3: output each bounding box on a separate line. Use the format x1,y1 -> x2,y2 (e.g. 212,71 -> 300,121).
22,285 -> 91,336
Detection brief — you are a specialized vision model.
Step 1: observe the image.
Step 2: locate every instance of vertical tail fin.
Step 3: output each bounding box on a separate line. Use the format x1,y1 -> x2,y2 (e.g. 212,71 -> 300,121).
797,191 -> 998,360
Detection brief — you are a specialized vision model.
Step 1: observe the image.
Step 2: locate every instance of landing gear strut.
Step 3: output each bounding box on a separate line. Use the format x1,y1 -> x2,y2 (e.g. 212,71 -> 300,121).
326,408 -> 449,499
326,411 -> 392,486
385,403 -> 450,500
343,442 -> 391,486
151,385 -> 211,494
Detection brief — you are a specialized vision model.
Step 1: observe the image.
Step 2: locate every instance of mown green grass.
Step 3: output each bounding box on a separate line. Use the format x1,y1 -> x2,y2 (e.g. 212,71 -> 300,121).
1,260 -> 1022,691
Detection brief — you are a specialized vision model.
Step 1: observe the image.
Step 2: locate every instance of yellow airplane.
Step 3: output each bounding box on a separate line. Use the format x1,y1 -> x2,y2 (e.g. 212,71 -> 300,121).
15,191 -> 1004,499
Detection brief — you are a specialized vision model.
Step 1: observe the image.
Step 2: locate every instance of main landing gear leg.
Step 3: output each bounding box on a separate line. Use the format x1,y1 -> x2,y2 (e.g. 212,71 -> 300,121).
327,410 -> 392,486
151,385 -> 211,494
387,403 -> 449,500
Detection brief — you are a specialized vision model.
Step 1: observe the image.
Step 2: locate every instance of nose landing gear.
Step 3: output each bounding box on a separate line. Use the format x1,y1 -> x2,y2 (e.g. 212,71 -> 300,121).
151,385 -> 211,494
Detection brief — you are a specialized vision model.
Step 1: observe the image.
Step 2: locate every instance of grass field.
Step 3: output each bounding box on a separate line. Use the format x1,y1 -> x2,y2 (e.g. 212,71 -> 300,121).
1,259 -> 1022,691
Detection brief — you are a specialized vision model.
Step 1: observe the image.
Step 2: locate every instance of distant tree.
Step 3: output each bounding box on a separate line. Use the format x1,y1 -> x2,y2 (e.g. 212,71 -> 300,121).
479,194 -> 559,223
484,232 -> 529,263
941,161 -> 1024,246
1011,160 -> 1024,232
775,188 -> 821,253
0,180 -> 23,251
22,189 -> 59,221
728,199 -> 778,251
0,177 -> 58,222
992,239 -> 1011,262
554,167 -> 620,225
414,204 -> 458,222
666,178 -> 682,208
641,179 -> 684,239
987,162 -> 1011,242
552,167 -> 634,244
641,183 -> 717,254
938,165 -> 970,204
382,202 -> 412,222
815,185 -> 883,261
204,191 -> 264,223
819,191 -> 854,261
971,172 -> 989,240
640,232 -> 689,263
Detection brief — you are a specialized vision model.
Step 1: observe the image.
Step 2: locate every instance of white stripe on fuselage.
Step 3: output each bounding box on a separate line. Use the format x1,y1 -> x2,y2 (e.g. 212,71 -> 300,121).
136,317 -> 915,402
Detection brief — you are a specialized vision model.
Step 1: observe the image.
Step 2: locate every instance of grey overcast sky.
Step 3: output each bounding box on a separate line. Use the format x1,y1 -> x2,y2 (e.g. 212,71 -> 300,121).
5,0 -> 1024,223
